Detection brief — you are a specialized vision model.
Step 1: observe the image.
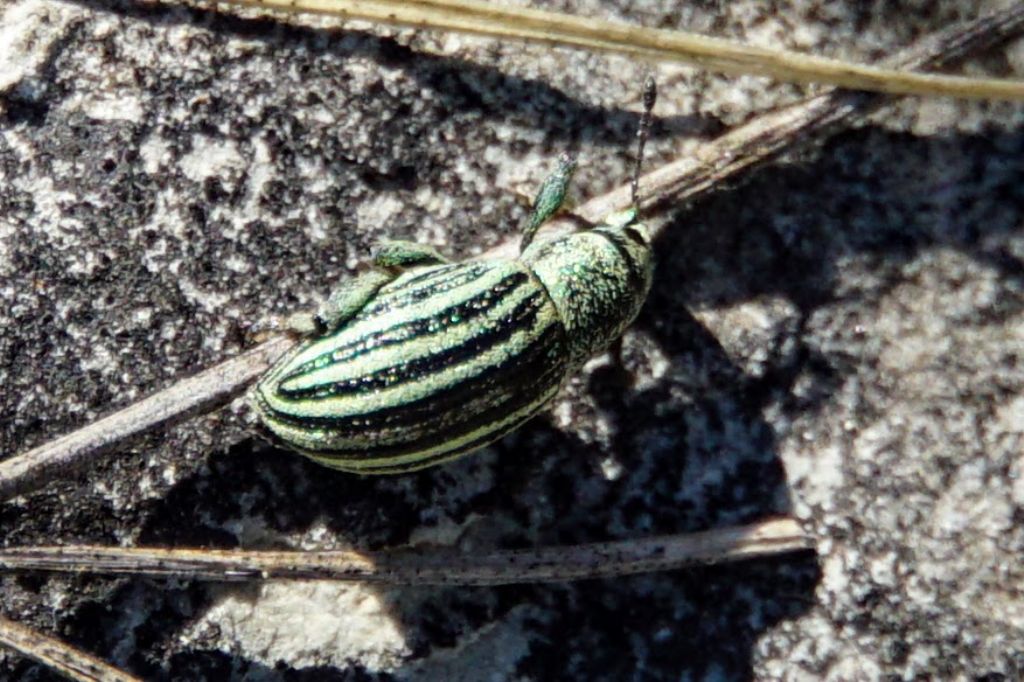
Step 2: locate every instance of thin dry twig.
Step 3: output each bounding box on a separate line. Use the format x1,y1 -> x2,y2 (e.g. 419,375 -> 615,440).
0,337 -> 293,500
568,3 -> 1024,236
0,615 -> 141,682
0,518 -> 809,585
2,5 -> 1021,502
220,0 -> 1024,100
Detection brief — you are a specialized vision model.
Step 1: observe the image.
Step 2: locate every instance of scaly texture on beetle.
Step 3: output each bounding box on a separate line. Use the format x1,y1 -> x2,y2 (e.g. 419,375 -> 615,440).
251,209 -> 652,474
251,82 -> 658,473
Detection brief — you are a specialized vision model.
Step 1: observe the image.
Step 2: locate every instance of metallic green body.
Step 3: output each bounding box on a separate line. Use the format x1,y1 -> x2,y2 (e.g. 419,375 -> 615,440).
252,80 -> 660,473
250,208 -> 653,474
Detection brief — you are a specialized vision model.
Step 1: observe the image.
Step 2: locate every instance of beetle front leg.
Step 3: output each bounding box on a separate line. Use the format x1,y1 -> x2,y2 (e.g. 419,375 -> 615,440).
519,152 -> 578,253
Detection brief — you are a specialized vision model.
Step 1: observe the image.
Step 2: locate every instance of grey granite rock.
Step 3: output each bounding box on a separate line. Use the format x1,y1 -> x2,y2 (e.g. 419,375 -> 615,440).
1,0 -> 1023,679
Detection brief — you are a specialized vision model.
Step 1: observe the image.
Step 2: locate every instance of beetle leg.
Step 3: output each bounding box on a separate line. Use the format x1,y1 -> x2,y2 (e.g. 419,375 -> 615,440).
294,243 -> 449,337
309,269 -> 396,335
519,152 -> 578,253
373,241 -> 449,268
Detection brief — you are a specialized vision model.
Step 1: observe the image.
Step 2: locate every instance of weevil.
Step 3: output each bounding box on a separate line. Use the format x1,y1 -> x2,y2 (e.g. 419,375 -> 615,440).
250,79 -> 658,474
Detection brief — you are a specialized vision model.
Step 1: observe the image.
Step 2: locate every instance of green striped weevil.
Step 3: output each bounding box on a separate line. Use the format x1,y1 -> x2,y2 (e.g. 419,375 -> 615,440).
250,78 -> 658,474
4,4 -> 1024,677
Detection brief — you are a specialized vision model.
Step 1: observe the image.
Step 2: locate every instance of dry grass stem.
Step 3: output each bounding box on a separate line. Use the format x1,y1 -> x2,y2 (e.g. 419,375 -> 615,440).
0,518 -> 810,584
0,615 -> 141,682
221,0 -> 1024,100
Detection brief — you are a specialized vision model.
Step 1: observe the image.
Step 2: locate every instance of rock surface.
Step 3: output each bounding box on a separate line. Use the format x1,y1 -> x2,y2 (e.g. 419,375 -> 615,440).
1,0 -> 1023,679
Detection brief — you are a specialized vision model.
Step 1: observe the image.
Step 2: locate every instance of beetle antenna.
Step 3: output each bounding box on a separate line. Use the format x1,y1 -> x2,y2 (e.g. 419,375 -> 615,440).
630,74 -> 657,210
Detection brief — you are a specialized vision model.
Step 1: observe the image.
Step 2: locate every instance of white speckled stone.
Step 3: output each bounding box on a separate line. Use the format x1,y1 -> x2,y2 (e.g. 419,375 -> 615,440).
1,0 -> 1023,679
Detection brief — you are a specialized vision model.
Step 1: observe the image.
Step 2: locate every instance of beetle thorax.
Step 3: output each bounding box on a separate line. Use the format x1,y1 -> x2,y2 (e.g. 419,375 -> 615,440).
522,215 -> 653,365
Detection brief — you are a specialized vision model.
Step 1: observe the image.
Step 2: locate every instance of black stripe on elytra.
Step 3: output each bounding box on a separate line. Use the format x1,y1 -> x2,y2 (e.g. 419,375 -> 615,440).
287,270 -> 529,378
282,286 -> 544,400
356,262 -> 491,319
320,401 -> 546,472
293,359 -> 566,463
347,407 -> 538,471
262,317 -> 564,433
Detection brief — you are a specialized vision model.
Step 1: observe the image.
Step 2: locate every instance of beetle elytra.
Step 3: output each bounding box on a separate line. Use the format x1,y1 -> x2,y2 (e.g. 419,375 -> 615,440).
250,79 -> 658,474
